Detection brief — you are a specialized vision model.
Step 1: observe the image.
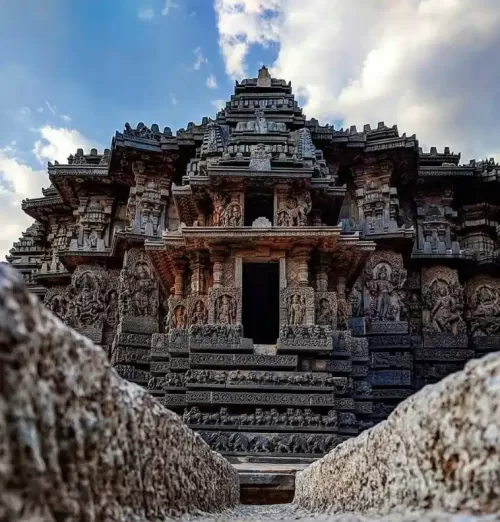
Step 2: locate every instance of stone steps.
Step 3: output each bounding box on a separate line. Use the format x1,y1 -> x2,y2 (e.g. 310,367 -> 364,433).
233,462 -> 309,505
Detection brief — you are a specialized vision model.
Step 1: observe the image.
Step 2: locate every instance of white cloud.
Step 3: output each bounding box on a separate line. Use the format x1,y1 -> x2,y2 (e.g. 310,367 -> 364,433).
193,47 -> 208,70
169,92 -> 178,106
214,0 -> 500,162
206,74 -> 218,89
45,101 -> 57,115
214,0 -> 281,78
162,0 -> 178,16
33,125 -> 100,164
19,107 -> 31,116
138,7 -> 155,21
60,114 -> 72,123
0,125 -> 101,259
0,145 -> 48,259
211,99 -> 226,111
36,107 -> 44,113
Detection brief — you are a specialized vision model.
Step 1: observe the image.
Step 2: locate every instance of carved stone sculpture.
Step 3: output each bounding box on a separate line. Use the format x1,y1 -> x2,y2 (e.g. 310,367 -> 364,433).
422,266 -> 466,335
466,275 -> 500,336
288,294 -> 306,325
363,252 -> 406,322
213,294 -> 236,325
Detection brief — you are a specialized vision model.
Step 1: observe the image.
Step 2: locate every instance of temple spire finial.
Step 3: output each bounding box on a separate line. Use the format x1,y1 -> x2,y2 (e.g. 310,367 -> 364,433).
257,65 -> 272,87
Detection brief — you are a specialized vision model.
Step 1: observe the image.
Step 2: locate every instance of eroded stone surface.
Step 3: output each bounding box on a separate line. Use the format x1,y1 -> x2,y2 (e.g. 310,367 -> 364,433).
0,264 -> 239,521
294,352 -> 500,515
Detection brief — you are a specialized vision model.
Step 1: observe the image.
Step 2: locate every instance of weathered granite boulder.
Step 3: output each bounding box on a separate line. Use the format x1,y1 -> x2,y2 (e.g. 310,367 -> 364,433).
295,352 -> 500,515
0,264 -> 239,521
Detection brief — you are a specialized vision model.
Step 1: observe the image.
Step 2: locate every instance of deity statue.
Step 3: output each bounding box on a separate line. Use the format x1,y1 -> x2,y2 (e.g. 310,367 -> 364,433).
428,280 -> 462,334
215,295 -> 237,325
366,264 -> 400,321
191,300 -> 208,325
316,298 -> 333,325
47,294 -> 67,321
74,272 -> 103,327
87,229 -> 98,249
470,285 -> 500,336
288,294 -> 306,325
133,262 -> 156,316
174,305 -> 186,329
212,193 -> 227,227
221,203 -> 242,227
105,289 -> 118,328
349,282 -> 363,317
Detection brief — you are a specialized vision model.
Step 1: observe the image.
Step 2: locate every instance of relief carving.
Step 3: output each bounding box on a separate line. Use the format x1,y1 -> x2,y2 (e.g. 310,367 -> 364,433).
363,252 -> 406,322
315,292 -> 337,328
276,191 -> 312,227
422,266 -> 466,336
465,275 -> 500,336
73,270 -> 104,328
189,298 -> 208,325
280,286 -> 314,326
211,192 -> 243,227
215,295 -> 237,325
120,250 -> 159,319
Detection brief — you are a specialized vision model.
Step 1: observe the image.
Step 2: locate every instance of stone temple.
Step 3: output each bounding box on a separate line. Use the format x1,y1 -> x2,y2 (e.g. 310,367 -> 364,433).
7,66 -> 500,461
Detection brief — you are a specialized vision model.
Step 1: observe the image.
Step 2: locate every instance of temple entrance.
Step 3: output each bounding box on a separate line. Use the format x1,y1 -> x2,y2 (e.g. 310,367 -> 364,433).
242,262 -> 280,344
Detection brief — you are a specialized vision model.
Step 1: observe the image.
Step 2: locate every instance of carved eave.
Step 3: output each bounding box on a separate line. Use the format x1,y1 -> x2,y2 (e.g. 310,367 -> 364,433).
32,268 -> 71,286
205,165 -> 315,181
144,237 -> 176,291
361,226 -> 415,242
161,225 -> 375,253
419,147 -> 460,166
172,184 -> 198,226
59,247 -> 113,268
48,165 -> 111,206
21,195 -> 71,222
419,165 -> 476,178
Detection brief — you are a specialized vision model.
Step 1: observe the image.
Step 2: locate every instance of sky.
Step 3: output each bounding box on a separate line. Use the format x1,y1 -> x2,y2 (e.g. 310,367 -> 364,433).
1,0 -> 500,259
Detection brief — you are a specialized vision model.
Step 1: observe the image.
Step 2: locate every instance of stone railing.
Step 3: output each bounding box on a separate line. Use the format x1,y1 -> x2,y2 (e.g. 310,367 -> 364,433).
0,263 -> 239,520
294,351 -> 500,515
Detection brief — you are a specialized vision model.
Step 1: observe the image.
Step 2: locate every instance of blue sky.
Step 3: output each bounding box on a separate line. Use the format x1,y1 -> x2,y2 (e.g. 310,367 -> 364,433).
1,0 -> 500,258
0,0 -> 271,153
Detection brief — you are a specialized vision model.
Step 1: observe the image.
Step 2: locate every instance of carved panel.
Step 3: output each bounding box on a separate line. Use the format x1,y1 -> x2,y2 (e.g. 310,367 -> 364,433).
422,266 -> 466,336
286,258 -> 301,286
187,391 -> 336,407
199,431 -> 340,455
187,295 -> 209,326
363,252 -> 407,322
315,292 -> 337,328
165,296 -> 188,332
119,249 -> 159,332
465,275 -> 500,336
208,287 -> 242,325
184,406 -> 338,429
280,286 -> 314,326
278,325 -> 333,350
275,189 -> 312,227
189,353 -> 298,369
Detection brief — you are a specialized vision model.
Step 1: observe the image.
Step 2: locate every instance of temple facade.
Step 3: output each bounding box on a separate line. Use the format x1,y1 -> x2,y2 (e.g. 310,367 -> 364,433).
7,66 -> 500,460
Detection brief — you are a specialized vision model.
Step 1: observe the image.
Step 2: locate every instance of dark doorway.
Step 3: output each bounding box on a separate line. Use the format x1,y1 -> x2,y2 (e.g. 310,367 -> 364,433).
244,188 -> 274,226
242,262 -> 279,344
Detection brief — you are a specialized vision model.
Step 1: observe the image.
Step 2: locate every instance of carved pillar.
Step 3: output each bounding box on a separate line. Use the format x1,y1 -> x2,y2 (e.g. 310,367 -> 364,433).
316,253 -> 329,292
190,254 -> 206,296
292,247 -> 311,286
172,259 -> 186,298
210,248 -> 228,290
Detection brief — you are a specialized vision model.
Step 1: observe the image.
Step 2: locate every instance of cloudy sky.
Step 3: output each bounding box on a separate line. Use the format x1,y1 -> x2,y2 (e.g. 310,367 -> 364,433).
1,0 -> 500,258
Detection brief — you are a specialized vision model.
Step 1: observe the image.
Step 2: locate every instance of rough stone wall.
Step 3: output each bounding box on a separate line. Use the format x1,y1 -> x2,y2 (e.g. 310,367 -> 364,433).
294,352 -> 500,515
0,263 -> 239,521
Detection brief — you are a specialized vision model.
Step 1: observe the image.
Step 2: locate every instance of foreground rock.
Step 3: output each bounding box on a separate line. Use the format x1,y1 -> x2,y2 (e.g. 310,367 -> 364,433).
295,352 -> 500,515
0,264 -> 239,521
